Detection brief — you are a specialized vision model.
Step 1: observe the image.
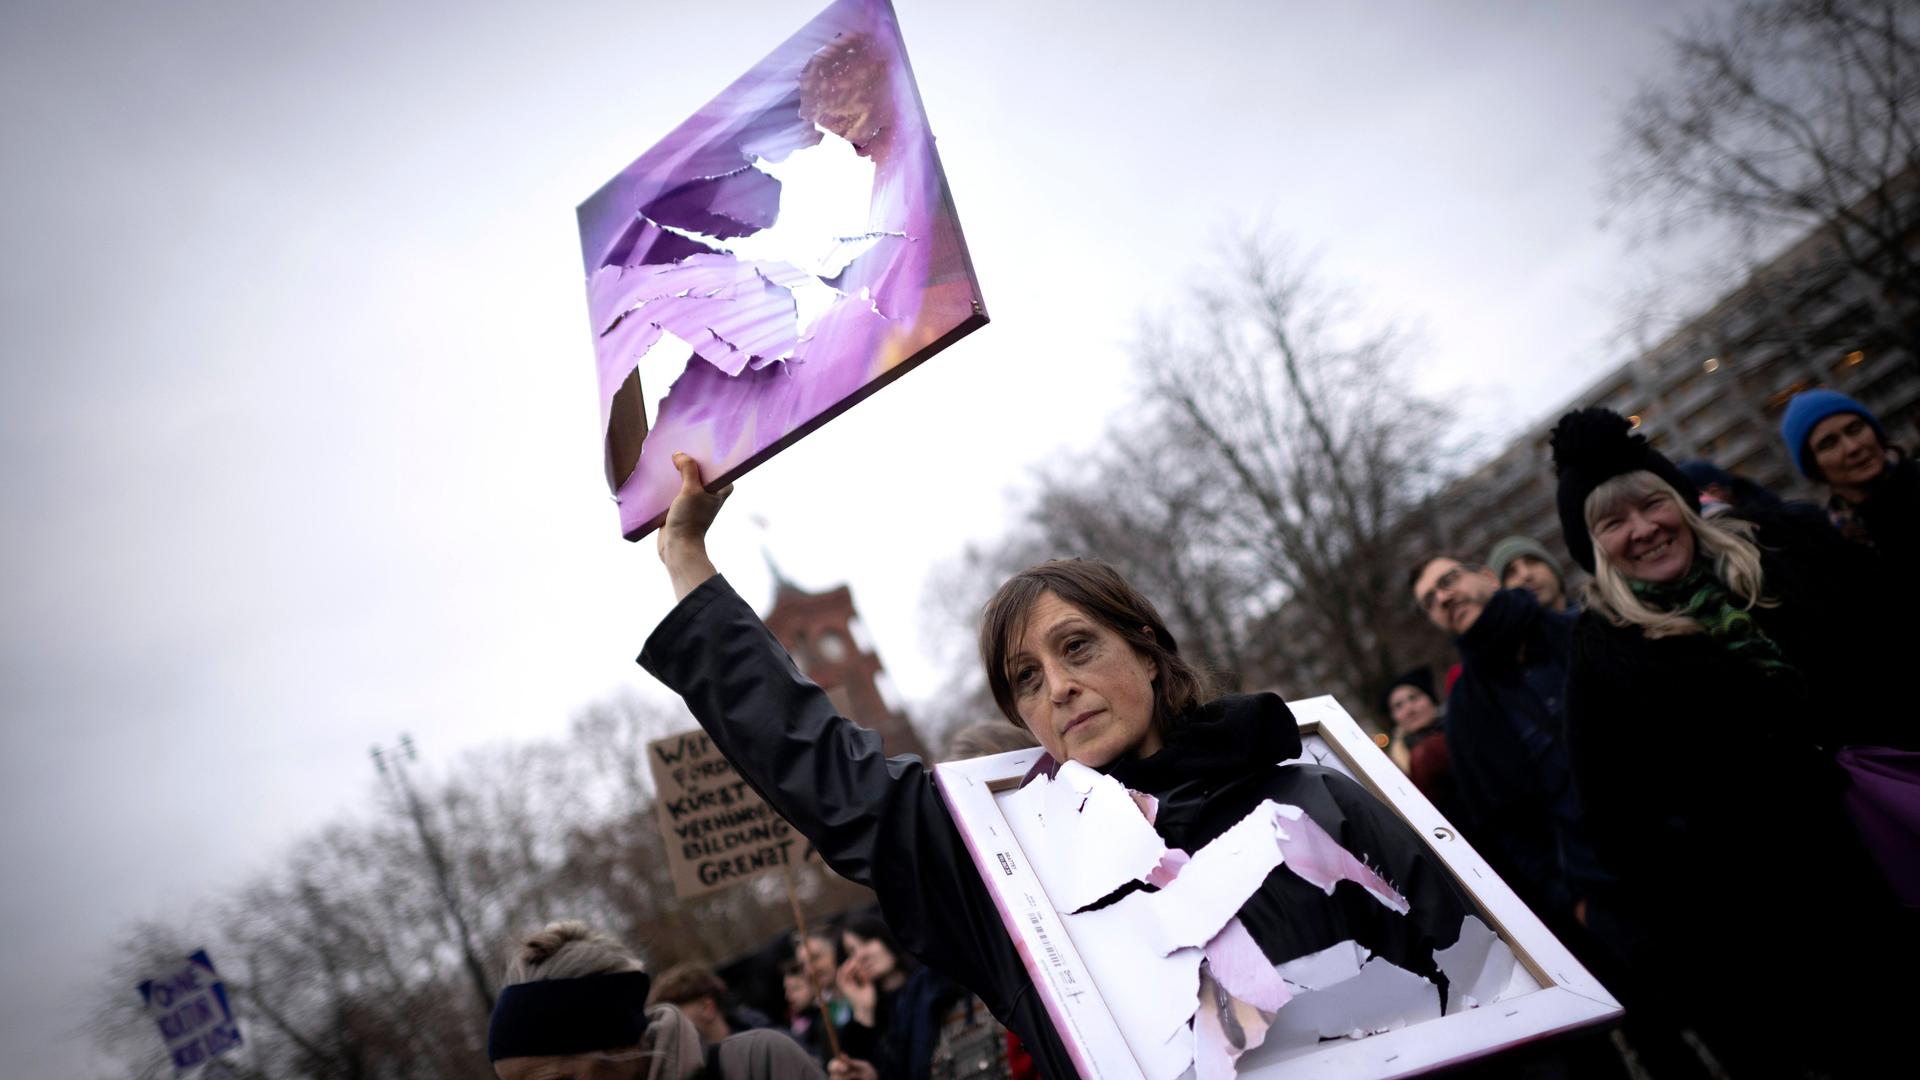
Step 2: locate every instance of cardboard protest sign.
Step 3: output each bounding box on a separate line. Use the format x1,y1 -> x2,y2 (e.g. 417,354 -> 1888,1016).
648,729 -> 803,899
576,0 -> 987,539
139,949 -> 243,1076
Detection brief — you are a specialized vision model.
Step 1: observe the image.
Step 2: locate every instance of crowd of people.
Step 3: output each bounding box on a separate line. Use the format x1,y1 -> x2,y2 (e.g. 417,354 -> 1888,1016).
1393,390 -> 1917,1077
486,920 -> 823,1080
481,911 -> 1027,1080
481,387 -> 1915,1080
784,917 -> 1026,1080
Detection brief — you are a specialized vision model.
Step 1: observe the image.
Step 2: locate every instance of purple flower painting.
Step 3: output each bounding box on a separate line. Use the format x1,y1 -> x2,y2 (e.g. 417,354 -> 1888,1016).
576,0 -> 987,539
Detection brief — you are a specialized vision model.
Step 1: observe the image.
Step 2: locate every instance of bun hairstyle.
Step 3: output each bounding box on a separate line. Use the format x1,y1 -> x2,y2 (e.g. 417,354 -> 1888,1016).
488,921 -> 667,1066
504,920 -> 643,985
1549,408 -> 1700,573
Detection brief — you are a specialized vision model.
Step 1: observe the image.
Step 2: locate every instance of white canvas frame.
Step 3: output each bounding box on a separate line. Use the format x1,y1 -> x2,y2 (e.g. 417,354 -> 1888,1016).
932,695 -> 1622,1079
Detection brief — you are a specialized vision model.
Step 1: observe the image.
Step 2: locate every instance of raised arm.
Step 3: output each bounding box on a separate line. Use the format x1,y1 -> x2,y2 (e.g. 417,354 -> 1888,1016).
658,452 -> 727,601
637,457 -> 1037,1036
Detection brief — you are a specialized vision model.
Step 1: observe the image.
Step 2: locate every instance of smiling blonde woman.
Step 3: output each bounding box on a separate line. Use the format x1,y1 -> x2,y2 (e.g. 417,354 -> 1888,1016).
1549,408 -> 1917,1079
1580,470 -> 1772,640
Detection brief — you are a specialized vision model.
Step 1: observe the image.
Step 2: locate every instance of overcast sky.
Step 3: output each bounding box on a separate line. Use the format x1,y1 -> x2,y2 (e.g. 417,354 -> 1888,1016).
2,0 -> 1712,1071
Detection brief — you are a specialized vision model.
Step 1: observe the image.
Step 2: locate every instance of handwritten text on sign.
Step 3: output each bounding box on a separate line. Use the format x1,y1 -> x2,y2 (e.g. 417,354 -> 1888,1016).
648,730 -> 800,899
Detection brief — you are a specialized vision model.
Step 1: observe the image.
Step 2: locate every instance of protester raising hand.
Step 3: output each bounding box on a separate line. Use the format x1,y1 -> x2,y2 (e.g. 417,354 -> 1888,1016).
834,955 -> 878,1028
638,459 -> 1477,1079
659,451 -> 730,601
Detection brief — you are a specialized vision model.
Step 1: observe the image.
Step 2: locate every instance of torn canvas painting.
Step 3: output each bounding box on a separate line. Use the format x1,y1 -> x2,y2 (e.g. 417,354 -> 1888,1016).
1004,767 -> 1469,1080
576,0 -> 986,538
940,709 -> 1617,1079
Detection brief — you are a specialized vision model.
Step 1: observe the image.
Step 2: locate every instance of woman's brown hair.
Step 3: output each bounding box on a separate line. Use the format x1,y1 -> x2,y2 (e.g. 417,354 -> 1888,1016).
978,558 -> 1213,735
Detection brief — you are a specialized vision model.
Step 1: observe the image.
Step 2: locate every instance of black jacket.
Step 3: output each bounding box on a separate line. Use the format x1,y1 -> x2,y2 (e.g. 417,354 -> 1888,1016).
1830,452 -> 1920,608
641,576 -> 1474,1079
1444,589 -> 1603,922
1842,452 -> 1920,561
860,966 -> 998,1080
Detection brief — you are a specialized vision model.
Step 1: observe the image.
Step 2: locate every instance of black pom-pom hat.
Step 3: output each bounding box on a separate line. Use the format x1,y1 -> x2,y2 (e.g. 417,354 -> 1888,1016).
1548,408 -> 1700,573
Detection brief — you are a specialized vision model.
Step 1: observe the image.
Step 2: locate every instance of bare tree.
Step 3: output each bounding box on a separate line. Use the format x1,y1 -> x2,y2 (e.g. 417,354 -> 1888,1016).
937,237 -> 1457,718
922,419 -> 1282,719
88,922 -> 219,1080
371,738 -> 496,1026
1610,0 -> 1920,370
1033,429 -> 1278,688
1139,238 -> 1455,710
92,690 -> 876,1079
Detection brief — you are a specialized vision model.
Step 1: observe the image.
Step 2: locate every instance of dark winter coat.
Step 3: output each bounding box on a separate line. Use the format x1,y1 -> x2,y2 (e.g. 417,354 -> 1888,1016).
1444,589 -> 1606,922
863,967 -> 1006,1080
1564,510 -> 1916,1070
641,576 -> 1475,1080
1832,451 -> 1920,594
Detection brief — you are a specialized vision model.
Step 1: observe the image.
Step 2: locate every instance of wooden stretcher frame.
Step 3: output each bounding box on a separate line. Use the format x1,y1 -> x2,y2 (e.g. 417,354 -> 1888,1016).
932,695 -> 1622,1079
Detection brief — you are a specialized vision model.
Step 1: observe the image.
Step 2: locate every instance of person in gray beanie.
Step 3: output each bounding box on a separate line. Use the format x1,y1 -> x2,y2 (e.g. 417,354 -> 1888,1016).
1486,535 -> 1571,614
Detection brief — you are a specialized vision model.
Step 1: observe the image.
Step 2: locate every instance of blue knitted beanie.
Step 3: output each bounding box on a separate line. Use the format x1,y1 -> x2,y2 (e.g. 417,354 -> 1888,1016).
1778,389 -> 1883,479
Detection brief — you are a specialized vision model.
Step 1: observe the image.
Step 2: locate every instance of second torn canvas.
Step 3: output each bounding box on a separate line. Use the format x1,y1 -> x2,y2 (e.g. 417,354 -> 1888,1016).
576,0 -> 986,539
934,697 -> 1622,1080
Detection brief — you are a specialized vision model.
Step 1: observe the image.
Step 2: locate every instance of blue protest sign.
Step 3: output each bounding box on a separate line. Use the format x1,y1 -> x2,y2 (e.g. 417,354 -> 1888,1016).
138,949 -> 244,1075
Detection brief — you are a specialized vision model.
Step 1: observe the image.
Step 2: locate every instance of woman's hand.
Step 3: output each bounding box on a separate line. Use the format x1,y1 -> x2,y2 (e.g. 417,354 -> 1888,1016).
829,1057 -> 879,1080
658,451 -> 731,601
835,956 -> 878,1027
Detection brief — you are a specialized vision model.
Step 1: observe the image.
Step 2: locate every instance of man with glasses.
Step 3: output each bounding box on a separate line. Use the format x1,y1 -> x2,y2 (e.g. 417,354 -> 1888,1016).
1407,562 -> 1717,1080
1406,554 -> 1602,934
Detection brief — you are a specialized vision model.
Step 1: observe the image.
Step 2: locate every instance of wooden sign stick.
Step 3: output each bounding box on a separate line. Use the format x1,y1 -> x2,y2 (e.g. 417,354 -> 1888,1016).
784,866 -> 842,1061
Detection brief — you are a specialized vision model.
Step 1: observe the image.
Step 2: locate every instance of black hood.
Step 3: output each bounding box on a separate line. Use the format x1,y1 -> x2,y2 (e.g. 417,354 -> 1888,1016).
1105,692 -> 1303,791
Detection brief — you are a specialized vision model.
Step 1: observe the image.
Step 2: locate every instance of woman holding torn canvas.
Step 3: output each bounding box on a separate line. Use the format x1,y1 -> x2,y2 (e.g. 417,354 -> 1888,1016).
642,454 -> 1496,1080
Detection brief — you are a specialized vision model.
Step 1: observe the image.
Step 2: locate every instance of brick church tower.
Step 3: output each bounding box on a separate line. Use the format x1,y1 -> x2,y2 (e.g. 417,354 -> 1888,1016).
761,560 -> 930,761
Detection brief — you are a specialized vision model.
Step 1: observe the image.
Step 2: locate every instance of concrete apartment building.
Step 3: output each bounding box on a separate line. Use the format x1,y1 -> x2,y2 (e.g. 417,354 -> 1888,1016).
1264,182 -> 1920,717
1428,205 -> 1920,575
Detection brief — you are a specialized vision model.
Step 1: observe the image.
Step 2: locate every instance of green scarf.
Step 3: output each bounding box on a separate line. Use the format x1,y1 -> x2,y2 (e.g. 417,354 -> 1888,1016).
1630,564 -> 1793,676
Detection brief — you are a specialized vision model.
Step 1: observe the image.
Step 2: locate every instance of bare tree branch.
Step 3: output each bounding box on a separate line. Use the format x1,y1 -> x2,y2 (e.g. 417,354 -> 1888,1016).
1609,0 -> 1920,370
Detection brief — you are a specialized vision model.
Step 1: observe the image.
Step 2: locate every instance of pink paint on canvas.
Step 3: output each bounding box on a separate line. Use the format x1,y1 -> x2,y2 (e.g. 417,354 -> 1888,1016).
1202,918 -> 1292,1012
576,0 -> 986,538
1273,804 -> 1411,914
